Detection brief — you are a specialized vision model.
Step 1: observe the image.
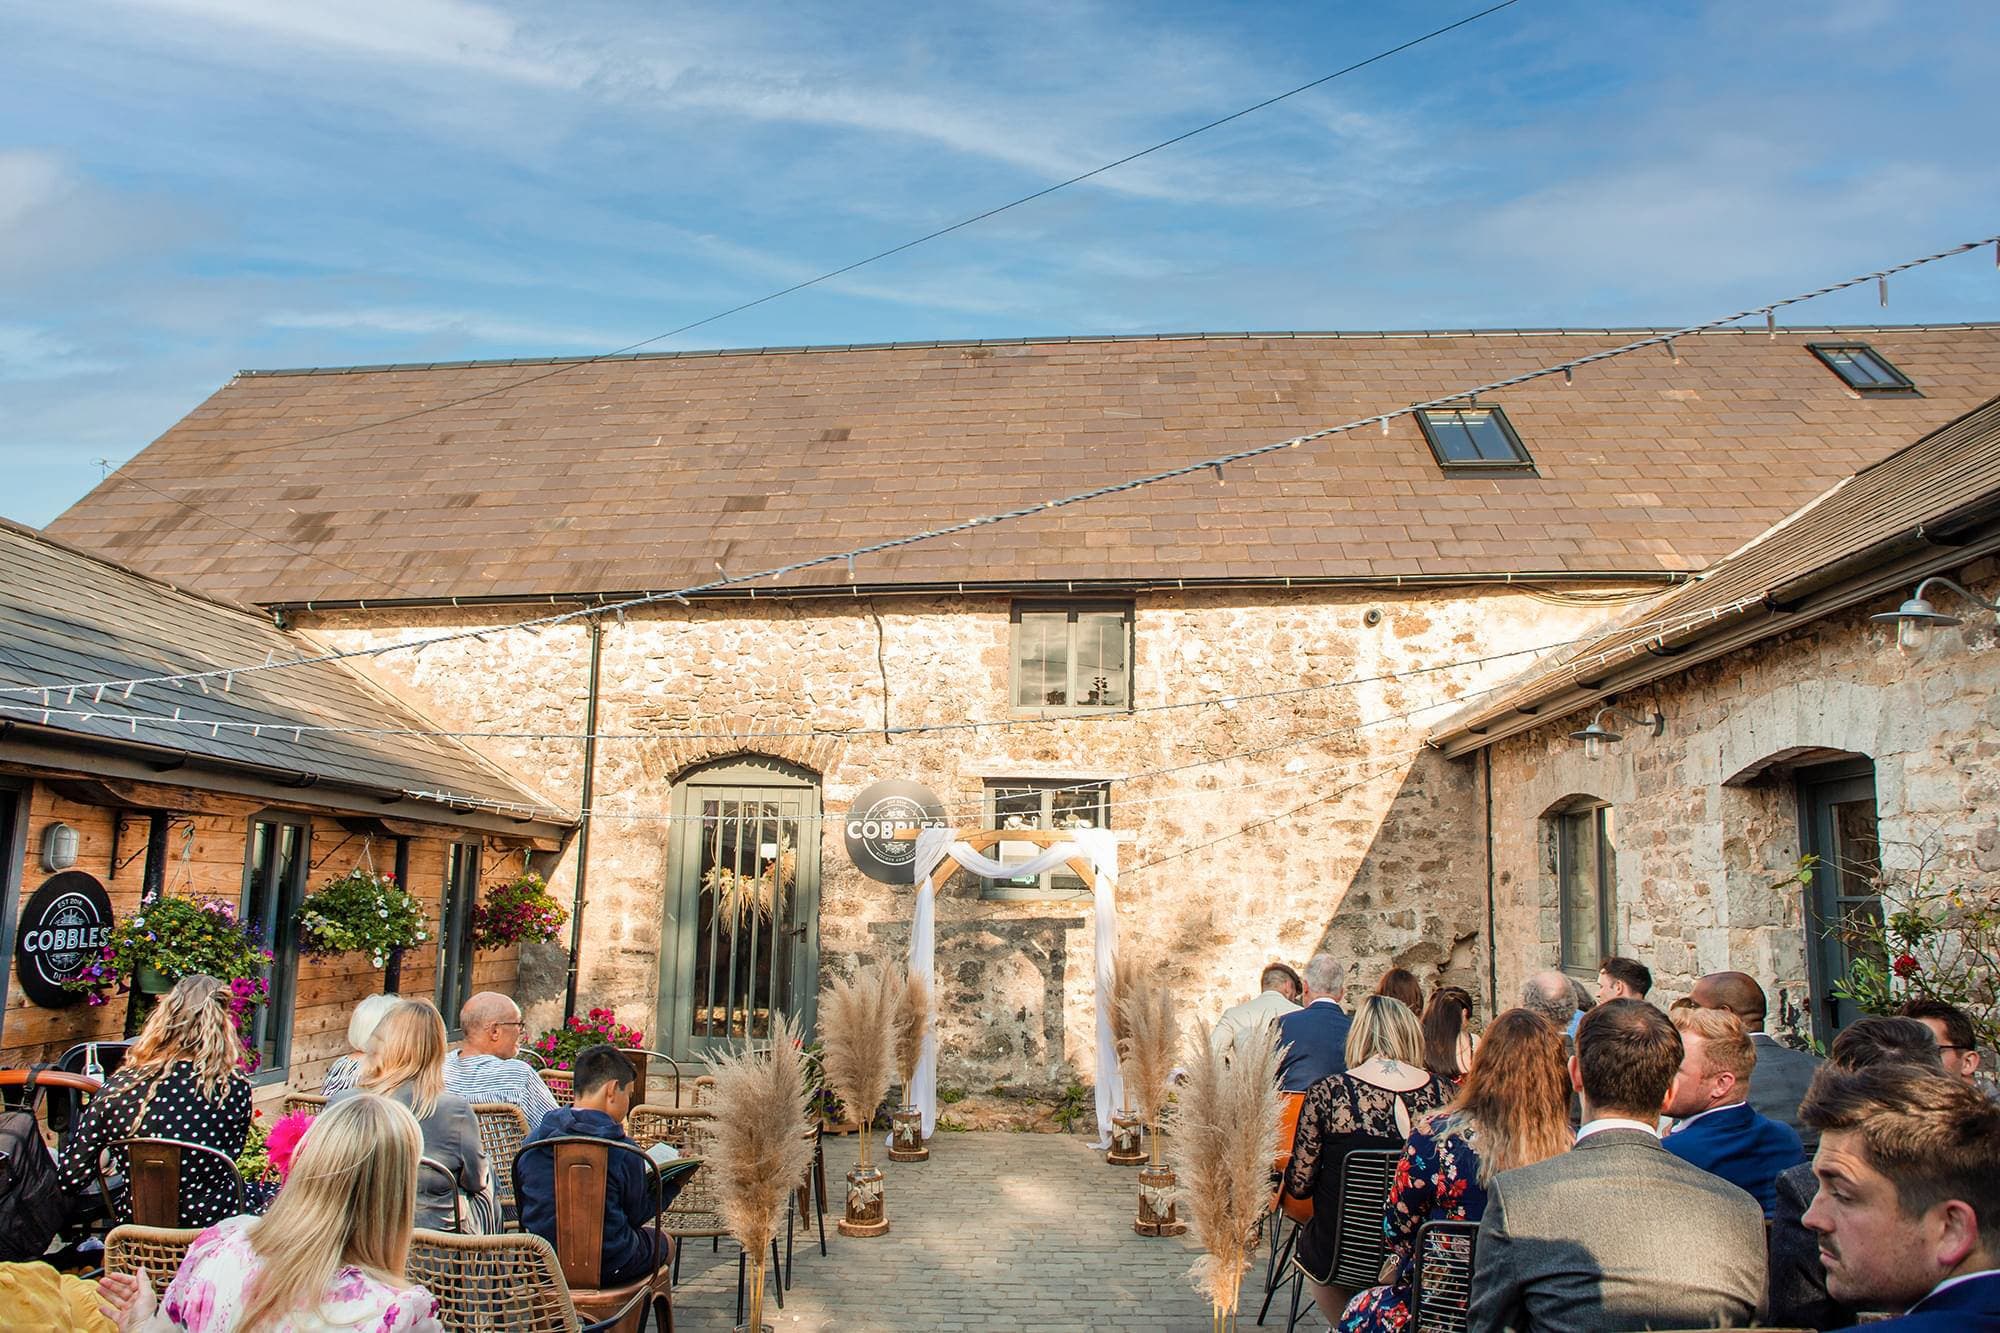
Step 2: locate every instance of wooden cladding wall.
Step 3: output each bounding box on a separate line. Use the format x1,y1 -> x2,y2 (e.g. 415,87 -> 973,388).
1,768 -> 523,1103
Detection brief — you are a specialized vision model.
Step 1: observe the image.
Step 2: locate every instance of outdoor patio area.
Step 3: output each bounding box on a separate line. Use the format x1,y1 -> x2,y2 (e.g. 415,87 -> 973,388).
668,1130 -> 1225,1331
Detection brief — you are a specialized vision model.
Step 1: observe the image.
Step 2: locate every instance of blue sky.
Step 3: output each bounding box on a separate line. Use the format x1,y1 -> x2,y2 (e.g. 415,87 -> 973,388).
3,0 -> 1998,525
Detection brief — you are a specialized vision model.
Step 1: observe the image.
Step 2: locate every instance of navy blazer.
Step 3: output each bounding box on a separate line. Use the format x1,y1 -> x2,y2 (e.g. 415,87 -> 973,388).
1829,1270 -> 2000,1332
1662,1100 -> 1804,1217
1274,1000 -> 1350,1093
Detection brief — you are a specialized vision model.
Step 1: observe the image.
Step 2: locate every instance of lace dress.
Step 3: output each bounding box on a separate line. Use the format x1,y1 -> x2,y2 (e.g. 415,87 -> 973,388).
1281,1069 -> 1453,1285
1337,1113 -> 1489,1332
153,1216 -> 443,1333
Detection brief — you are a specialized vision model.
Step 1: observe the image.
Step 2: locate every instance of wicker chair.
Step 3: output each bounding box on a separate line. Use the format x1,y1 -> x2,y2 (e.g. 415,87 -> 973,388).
103,1224 -> 205,1285
472,1103 -> 532,1219
408,1229 -> 650,1333
282,1092 -> 328,1117
541,1069 -> 576,1108
624,1108 -> 723,1271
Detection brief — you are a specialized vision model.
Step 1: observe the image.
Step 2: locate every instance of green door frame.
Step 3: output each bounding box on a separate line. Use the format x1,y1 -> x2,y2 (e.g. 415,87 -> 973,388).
658,756 -> 822,1059
1797,756 -> 1881,1046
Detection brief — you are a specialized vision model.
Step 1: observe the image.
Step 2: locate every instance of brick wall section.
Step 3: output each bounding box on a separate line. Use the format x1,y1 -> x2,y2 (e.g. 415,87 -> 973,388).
3,777 -> 522,1106
307,584 -> 1630,1091
1482,560 -> 2000,1030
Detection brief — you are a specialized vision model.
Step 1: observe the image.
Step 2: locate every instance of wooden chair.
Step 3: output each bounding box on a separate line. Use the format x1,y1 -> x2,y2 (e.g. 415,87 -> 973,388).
1263,1147 -> 1401,1333
99,1138 -> 246,1228
1410,1219 -> 1479,1333
511,1135 -> 682,1333
472,1103 -> 531,1219
103,1223 -> 204,1285
408,1229 -> 651,1333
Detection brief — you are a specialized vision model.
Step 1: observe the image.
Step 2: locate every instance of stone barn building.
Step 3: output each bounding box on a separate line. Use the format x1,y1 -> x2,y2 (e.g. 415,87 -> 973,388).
37,323 -> 2000,1097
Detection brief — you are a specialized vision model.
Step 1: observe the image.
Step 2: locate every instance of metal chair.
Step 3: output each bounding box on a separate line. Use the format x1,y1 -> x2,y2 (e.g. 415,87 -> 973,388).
1263,1146 -> 1401,1333
472,1102 -> 532,1220
408,1228 -> 651,1333
513,1135 -> 683,1333
98,1137 -> 247,1229
624,1106 -> 784,1321
103,1223 -> 204,1285
49,1042 -> 130,1135
1410,1219 -> 1480,1333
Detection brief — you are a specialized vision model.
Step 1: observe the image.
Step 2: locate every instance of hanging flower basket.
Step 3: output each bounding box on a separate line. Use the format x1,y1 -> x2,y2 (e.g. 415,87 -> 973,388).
471,872 -> 569,952
64,896 -> 271,1067
298,867 -> 429,968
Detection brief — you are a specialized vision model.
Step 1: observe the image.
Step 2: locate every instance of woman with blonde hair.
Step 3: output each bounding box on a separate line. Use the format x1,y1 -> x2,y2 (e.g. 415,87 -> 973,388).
1281,995 -> 1454,1325
1338,1007 -> 1573,1332
320,992 -> 399,1096
59,975 -> 253,1227
330,999 -> 494,1232
98,1093 -> 443,1332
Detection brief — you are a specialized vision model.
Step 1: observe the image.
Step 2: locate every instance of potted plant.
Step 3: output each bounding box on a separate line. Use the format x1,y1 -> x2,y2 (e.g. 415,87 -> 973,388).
298,866 -> 428,969
471,872 -> 569,952
529,1007 -> 645,1072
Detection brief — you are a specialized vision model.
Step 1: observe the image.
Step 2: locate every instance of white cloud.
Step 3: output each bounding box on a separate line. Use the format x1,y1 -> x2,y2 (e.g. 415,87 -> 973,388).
0,323 -> 120,382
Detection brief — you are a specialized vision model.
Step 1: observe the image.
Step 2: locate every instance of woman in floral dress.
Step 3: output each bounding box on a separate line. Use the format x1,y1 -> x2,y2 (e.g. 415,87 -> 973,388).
97,1094 -> 443,1333
1338,1008 -> 1574,1333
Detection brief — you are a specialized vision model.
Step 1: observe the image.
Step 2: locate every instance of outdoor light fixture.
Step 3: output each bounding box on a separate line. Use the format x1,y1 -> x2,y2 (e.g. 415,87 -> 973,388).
1568,707 -> 1666,762
1871,576 -> 2000,655
41,821 -> 79,871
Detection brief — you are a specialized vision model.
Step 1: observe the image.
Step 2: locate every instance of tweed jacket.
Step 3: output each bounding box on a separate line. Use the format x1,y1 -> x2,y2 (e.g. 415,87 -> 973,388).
1274,999 -> 1351,1094
1747,1033 -> 1823,1138
1211,989 -> 1300,1054
1468,1126 -> 1767,1333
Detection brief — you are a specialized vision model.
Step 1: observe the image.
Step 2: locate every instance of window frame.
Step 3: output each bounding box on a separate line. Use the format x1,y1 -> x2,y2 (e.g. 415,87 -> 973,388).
978,779 -> 1111,901
436,840 -> 481,1035
1414,404 -> 1535,471
1806,342 -> 1915,394
1552,800 -> 1615,980
240,810 -> 312,1085
1007,602 -> 1135,717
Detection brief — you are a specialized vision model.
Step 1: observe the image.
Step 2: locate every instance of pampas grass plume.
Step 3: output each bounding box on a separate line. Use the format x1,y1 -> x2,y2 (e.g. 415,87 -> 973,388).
703,1015 -> 816,1259
1171,1019 -> 1283,1315
1119,971 -> 1179,1129
892,968 -> 932,1092
819,963 -> 897,1137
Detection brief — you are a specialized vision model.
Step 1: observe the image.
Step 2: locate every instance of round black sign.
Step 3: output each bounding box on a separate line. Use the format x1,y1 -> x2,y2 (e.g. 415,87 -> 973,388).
842,779 -> 948,884
14,871 -> 115,1009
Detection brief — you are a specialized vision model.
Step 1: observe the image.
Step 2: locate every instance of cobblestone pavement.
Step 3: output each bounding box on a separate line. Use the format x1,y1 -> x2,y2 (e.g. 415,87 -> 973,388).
668,1129 -> 1269,1332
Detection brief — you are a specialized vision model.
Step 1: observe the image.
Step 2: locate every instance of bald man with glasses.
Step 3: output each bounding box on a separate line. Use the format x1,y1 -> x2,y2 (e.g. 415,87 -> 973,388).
445,991 -> 560,1133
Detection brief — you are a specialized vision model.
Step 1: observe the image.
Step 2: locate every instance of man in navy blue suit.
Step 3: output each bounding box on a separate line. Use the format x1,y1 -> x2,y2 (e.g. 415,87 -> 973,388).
1662,1006 -> 1804,1216
1273,954 -> 1350,1093
1802,1062 -> 2000,1332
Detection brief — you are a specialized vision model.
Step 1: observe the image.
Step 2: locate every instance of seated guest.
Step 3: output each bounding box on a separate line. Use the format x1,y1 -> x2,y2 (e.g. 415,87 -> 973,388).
96,1093 -> 442,1333
1799,1062 -> 2000,1331
1211,961 -> 1302,1054
1420,986 -> 1476,1085
519,1046 -> 687,1288
1374,967 -> 1425,1015
1282,995 -> 1454,1326
1899,997 -> 1984,1085
1275,955 -> 1352,1094
1694,969 -> 1822,1138
1596,956 -> 1651,1003
59,975 -> 253,1228
1339,1008 -> 1572,1333
323,993 -> 400,1096
333,999 -> 497,1233
1768,1016 -> 1943,1330
1519,970 -> 1578,1041
1662,1006 -> 1804,1215
1467,999 -> 1766,1333
444,992 -> 561,1131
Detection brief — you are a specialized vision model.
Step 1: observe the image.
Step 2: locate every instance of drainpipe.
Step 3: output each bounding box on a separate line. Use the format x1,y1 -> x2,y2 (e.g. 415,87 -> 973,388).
562,620 -> 604,1024
1483,748 -> 1499,1018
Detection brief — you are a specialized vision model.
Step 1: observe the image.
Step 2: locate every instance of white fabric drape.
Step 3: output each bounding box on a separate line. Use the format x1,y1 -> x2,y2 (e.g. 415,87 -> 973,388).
902,827 -> 1122,1147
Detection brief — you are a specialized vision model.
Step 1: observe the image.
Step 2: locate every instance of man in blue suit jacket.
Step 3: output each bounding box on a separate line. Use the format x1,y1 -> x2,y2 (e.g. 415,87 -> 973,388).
1273,954 -> 1351,1093
1662,1007 -> 1803,1216
1802,1063 -> 2000,1333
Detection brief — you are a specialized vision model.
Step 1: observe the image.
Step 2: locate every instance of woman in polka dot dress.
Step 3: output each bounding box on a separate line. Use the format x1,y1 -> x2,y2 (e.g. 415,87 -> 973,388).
60,975 -> 254,1228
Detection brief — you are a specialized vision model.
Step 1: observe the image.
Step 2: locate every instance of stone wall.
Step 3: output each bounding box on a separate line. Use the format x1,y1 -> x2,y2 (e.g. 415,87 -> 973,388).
1482,559 -> 2000,1039
304,584 -> 1632,1093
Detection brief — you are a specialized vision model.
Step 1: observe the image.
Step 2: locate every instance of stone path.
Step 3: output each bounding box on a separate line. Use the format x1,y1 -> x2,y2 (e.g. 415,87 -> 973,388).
668,1129 -> 1274,1332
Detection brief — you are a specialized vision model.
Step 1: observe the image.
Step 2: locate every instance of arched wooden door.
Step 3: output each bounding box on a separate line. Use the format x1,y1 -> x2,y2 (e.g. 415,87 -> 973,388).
658,756 -> 821,1058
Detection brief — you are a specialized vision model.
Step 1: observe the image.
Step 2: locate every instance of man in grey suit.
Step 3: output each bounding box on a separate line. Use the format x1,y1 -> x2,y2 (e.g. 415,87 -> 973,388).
1694,971 -> 1823,1139
1469,1000 -> 1767,1333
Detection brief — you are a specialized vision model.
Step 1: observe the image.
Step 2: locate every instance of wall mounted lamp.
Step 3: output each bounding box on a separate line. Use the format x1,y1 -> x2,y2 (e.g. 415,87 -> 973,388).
1870,576 -> 1999,655
1568,706 -> 1666,761
41,821 -> 79,871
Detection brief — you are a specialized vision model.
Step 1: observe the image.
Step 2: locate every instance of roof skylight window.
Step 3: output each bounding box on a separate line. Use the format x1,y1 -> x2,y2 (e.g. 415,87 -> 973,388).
1808,343 -> 1915,393
1415,405 -> 1534,470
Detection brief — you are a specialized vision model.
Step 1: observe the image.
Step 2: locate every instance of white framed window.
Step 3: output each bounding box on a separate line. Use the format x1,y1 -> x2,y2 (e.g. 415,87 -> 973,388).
1009,604 -> 1132,713
980,780 -> 1110,901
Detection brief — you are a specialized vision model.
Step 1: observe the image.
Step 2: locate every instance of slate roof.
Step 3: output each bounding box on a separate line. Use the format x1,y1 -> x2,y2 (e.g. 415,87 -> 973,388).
46,325 -> 2000,607
1428,392 -> 2000,756
0,519 -> 569,823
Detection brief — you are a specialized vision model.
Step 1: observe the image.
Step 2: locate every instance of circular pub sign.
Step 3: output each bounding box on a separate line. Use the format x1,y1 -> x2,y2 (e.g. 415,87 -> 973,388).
843,779 -> 948,885
14,871 -> 115,1009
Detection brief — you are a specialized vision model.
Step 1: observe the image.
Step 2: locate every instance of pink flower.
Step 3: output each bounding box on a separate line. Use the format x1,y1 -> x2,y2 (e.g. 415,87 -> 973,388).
265,1111 -> 315,1181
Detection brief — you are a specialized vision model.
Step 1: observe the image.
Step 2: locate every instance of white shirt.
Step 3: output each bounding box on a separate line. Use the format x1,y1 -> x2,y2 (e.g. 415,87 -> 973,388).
1575,1116 -> 1662,1142
1664,1100 -> 1749,1135
444,1050 -> 560,1131
1918,1268 -> 2000,1307
1211,989 -> 1300,1052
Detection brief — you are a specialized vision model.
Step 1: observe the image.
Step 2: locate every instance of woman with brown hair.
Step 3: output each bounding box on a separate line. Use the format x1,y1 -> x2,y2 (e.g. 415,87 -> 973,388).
1421,986 -> 1477,1084
58,974 -> 253,1227
1374,967 -> 1425,1015
329,999 -> 495,1233
1337,1007 -> 1574,1332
